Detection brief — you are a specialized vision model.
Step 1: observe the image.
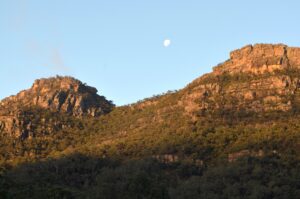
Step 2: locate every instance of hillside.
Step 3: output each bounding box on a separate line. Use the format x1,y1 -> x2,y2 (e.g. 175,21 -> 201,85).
0,44 -> 300,199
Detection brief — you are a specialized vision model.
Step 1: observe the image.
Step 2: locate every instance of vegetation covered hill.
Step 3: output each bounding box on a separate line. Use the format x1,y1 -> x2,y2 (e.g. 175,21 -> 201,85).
0,44 -> 300,198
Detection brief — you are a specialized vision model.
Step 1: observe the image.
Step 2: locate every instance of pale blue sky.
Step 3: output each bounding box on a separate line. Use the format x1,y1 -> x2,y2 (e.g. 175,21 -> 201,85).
1,0 -> 300,105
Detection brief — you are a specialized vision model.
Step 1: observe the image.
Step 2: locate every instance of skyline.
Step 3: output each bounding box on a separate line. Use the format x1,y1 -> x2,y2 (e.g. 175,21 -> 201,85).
1,0 -> 300,105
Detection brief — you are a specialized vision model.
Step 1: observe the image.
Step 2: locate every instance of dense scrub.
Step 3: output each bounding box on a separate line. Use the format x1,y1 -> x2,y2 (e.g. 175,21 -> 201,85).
0,103 -> 299,198
1,70 -> 300,198
1,155 -> 299,199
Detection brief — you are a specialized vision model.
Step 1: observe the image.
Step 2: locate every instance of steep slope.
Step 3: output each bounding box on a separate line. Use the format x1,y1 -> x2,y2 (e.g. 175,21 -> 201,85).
52,44 -> 300,163
76,44 -> 300,161
181,44 -> 300,117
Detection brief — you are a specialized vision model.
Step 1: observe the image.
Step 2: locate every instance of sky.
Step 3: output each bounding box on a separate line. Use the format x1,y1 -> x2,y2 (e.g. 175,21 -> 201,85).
1,0 -> 300,105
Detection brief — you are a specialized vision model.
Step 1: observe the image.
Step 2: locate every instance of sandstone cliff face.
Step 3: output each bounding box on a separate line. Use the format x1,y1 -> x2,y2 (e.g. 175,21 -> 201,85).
181,44 -> 300,117
0,76 -> 114,117
0,76 -> 114,138
213,44 -> 300,74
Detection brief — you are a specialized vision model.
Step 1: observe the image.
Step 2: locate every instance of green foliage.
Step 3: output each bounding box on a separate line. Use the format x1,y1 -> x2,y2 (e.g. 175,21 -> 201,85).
1,69 -> 300,198
170,156 -> 300,199
1,155 -> 299,199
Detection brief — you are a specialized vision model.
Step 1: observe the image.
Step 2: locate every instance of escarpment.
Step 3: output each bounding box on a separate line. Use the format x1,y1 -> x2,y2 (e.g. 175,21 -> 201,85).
181,44 -> 300,118
213,44 -> 300,74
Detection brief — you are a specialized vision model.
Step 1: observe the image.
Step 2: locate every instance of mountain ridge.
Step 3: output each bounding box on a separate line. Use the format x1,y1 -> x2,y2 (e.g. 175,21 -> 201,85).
2,43 -> 300,139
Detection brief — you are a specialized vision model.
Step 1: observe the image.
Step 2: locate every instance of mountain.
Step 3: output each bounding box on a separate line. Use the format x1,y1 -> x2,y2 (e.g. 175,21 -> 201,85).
0,44 -> 300,199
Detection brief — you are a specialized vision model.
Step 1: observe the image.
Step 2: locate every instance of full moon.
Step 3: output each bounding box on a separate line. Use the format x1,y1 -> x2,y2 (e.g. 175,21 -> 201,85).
163,39 -> 171,47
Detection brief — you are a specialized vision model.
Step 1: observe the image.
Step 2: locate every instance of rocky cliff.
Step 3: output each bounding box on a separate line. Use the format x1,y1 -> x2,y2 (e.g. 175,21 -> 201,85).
0,76 -> 114,138
181,44 -> 300,118
0,76 -> 114,116
213,44 -> 300,74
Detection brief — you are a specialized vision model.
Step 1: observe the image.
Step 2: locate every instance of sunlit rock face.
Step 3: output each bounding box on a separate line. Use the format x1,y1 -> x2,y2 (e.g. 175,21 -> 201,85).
0,76 -> 114,138
181,44 -> 300,117
0,76 -> 114,117
213,44 -> 300,75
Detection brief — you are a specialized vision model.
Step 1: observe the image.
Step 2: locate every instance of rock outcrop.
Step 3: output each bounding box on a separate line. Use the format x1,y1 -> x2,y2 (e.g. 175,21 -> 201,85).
0,76 -> 114,117
0,76 -> 114,138
213,44 -> 300,74
181,44 -> 300,117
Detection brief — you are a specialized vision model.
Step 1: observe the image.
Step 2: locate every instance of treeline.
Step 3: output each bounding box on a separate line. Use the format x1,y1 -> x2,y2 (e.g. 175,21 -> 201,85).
0,154 -> 299,199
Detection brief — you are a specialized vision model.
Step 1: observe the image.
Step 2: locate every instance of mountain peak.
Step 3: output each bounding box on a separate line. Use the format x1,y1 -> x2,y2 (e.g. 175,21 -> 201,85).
213,43 -> 300,75
31,76 -> 98,96
182,44 -> 300,118
0,76 -> 114,117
